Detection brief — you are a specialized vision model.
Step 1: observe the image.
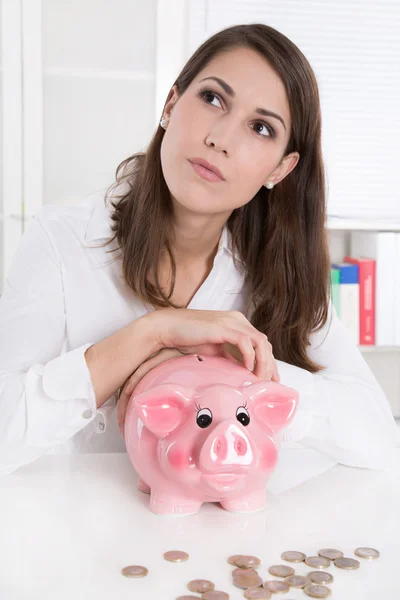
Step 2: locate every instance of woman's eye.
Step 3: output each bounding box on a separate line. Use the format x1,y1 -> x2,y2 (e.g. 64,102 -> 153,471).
252,122 -> 274,138
199,89 -> 222,109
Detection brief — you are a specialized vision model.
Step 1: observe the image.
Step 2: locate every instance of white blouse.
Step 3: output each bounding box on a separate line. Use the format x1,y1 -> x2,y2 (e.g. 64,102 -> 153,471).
0,187 -> 399,490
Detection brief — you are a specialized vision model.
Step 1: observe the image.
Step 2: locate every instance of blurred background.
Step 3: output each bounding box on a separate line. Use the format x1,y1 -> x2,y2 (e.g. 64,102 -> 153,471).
1,0 -> 400,415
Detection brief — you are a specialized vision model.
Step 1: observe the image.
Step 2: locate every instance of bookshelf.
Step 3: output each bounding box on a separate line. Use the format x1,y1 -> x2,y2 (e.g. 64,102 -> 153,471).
359,346 -> 400,354
327,221 -> 400,417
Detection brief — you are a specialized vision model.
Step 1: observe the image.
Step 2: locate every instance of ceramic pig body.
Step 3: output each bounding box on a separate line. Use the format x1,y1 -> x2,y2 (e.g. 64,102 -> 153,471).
124,355 -> 298,515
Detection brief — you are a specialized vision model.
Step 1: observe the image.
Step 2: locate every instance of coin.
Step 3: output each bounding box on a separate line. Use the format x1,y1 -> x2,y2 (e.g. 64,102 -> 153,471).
268,565 -> 295,578
164,550 -> 189,562
235,555 -> 261,568
121,565 -> 148,578
304,584 -> 331,598
307,571 -> 334,585
188,580 -> 215,593
232,567 -> 259,578
334,557 -> 360,570
233,569 -> 263,589
228,555 -> 242,566
305,556 -> 331,569
354,547 -> 380,560
244,588 -> 272,599
281,551 -> 306,563
263,580 -> 290,594
285,575 -> 307,588
318,549 -> 343,561
202,592 -> 230,600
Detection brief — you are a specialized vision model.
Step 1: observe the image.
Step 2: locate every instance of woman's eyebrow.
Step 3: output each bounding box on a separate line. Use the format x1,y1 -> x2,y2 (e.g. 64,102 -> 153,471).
199,75 -> 287,131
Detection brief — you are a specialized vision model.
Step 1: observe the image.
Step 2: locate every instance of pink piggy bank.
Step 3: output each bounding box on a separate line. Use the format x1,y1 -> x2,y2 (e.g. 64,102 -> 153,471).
124,355 -> 298,515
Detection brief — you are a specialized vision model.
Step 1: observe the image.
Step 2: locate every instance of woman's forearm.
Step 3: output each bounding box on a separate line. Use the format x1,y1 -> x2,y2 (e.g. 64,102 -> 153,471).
85,313 -> 160,408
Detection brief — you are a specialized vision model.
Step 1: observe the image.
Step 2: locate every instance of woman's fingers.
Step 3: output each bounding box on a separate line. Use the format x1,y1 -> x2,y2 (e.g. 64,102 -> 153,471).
153,308 -> 279,382
226,329 -> 279,381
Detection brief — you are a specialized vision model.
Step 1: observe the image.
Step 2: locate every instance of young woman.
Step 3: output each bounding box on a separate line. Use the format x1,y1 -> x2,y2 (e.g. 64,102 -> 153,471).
0,24 -> 397,477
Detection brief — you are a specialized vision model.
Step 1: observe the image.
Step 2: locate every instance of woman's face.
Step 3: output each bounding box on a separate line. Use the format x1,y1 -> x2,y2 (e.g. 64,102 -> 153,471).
160,46 -> 300,217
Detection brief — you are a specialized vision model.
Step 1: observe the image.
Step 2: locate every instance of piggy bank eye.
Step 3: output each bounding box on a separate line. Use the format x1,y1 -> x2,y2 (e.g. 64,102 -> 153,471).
236,406 -> 250,426
196,408 -> 213,428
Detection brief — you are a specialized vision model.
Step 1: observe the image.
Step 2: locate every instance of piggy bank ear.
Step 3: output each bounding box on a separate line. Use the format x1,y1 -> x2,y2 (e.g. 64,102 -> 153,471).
133,383 -> 193,439
244,381 -> 298,434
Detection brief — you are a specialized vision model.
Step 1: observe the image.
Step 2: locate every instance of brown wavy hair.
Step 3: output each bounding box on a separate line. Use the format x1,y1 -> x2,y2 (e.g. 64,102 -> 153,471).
102,23 -> 331,373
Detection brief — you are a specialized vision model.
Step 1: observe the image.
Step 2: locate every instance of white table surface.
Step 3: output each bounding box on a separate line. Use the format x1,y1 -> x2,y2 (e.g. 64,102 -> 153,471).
1,444 -> 399,600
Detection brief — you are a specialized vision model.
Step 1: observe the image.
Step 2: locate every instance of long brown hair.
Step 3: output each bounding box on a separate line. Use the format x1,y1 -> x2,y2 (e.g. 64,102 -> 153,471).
102,23 -> 331,373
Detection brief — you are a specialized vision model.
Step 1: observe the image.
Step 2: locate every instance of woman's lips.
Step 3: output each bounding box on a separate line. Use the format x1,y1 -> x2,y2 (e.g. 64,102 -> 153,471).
189,160 -> 224,183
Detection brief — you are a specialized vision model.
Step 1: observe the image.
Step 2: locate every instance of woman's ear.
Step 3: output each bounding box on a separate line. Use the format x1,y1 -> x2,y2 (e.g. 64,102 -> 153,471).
163,84 -> 180,119
265,152 -> 300,187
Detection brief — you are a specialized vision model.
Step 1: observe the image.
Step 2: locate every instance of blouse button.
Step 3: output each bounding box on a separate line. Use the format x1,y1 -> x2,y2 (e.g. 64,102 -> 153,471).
82,409 -> 93,419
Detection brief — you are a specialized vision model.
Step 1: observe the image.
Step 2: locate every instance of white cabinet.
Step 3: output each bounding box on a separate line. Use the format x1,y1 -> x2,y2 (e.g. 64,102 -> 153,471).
0,0 -> 187,292
0,0 -> 159,289
0,0 -> 3,288
41,0 -> 158,209
1,0 -> 24,292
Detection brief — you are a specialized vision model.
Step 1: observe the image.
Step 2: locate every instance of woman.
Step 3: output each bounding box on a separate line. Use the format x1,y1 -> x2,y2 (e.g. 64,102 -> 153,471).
0,24 -> 397,477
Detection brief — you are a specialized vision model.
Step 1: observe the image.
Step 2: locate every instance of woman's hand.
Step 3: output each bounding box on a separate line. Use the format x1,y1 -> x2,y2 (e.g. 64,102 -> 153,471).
152,308 -> 279,381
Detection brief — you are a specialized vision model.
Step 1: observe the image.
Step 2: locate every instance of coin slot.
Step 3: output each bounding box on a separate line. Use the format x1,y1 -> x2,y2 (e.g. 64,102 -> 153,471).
197,356 -> 204,361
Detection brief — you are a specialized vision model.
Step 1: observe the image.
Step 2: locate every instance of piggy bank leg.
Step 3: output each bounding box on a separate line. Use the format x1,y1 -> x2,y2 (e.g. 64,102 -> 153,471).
150,490 -> 203,516
137,478 -> 151,494
220,489 -> 266,513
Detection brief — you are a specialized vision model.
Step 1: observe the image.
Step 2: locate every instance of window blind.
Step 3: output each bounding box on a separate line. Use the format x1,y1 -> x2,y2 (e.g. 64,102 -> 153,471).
187,0 -> 400,220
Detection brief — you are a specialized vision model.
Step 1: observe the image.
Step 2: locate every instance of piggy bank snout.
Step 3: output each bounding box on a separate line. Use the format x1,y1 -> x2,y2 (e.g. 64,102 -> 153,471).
199,419 -> 254,473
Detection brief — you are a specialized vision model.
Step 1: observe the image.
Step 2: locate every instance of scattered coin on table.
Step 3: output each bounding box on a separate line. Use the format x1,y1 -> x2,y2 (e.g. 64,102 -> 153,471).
232,567 -> 259,578
268,565 -> 295,578
304,584 -> 331,598
121,565 -> 149,578
232,568 -> 263,589
317,548 -> 343,561
201,591 -> 230,599
281,551 -> 306,563
306,571 -> 334,585
164,550 -> 190,562
120,544 -> 379,596
187,579 -> 215,593
305,556 -> 331,569
234,555 -> 261,568
263,579 -> 290,594
354,547 -> 380,560
334,557 -> 360,570
244,587 -> 272,599
285,574 -> 308,588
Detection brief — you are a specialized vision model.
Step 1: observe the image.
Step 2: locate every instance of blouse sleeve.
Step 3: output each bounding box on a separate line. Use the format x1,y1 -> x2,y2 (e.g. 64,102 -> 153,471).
0,212 -> 116,476
275,300 -> 400,469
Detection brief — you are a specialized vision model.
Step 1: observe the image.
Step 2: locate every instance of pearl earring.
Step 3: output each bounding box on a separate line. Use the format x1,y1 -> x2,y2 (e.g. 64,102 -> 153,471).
160,116 -> 168,129
266,181 -> 274,189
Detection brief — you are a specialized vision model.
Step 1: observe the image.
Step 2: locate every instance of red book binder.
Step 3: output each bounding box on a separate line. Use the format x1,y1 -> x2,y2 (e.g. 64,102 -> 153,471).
344,256 -> 376,345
